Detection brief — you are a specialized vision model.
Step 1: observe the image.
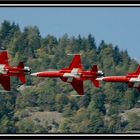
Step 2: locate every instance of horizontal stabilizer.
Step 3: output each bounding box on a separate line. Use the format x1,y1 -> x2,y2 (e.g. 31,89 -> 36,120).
17,62 -> 26,84
18,75 -> 26,84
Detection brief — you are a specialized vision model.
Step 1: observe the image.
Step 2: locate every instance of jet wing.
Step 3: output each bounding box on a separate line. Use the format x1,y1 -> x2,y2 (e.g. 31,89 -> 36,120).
92,80 -> 100,87
128,82 -> 140,92
0,75 -> 10,90
69,54 -> 82,70
71,78 -> 84,95
0,50 -> 9,65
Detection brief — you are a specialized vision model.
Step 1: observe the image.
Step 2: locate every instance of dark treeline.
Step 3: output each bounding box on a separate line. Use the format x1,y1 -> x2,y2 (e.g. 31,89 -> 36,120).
0,20 -> 140,133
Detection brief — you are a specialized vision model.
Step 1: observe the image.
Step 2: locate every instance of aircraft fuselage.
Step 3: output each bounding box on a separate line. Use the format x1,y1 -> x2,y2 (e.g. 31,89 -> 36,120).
31,70 -> 102,80
0,65 -> 31,76
99,74 -> 140,83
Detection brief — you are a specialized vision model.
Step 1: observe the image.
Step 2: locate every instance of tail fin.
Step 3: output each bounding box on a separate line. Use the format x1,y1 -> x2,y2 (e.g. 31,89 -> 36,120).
17,62 -> 24,69
91,65 -> 100,87
91,65 -> 98,72
18,75 -> 26,84
17,62 -> 26,84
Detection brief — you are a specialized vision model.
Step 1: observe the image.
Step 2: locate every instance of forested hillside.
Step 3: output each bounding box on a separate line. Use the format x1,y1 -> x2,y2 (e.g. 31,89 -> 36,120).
0,20 -> 140,133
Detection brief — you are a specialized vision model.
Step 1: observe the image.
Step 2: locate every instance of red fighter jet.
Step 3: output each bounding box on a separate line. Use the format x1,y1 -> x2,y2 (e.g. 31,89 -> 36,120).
31,54 -> 104,95
0,49 -> 31,91
97,65 -> 140,92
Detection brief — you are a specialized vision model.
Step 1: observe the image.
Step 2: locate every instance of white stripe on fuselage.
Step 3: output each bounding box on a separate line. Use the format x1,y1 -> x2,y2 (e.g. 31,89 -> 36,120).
63,68 -> 80,78
71,68 -> 78,75
0,64 -> 5,69
129,74 -> 140,82
129,74 -> 140,87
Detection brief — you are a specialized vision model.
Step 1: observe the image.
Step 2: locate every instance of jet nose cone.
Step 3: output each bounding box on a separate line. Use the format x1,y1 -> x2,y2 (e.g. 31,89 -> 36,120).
31,72 -> 38,76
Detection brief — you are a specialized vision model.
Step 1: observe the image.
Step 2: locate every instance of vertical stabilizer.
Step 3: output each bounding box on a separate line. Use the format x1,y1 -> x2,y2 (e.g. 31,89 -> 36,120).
91,65 -> 100,87
17,62 -> 24,69
17,62 -> 26,84
91,65 -> 98,72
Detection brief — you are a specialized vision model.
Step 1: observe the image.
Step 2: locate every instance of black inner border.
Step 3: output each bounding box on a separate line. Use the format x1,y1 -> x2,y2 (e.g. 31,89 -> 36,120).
0,3 -> 140,139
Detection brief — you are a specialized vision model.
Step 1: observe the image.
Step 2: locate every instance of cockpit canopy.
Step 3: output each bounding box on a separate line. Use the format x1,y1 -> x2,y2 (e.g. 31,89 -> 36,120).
97,70 -> 104,77
24,66 -> 31,74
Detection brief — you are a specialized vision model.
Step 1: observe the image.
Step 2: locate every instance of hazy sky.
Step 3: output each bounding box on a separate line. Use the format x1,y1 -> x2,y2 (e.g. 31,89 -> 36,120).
0,7 -> 140,62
